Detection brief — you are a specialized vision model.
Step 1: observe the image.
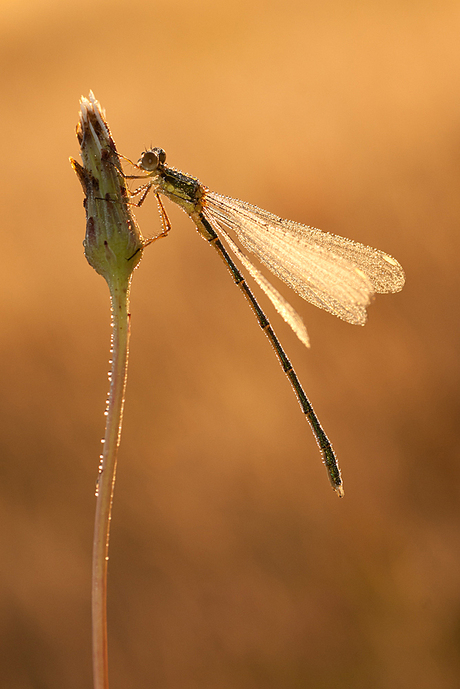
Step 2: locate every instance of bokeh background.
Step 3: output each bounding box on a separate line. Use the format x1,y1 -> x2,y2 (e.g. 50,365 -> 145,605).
1,1 -> 459,687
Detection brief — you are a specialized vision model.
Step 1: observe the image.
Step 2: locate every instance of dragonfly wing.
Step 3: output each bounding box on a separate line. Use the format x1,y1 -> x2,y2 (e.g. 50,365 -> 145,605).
215,223 -> 311,347
204,192 -> 405,325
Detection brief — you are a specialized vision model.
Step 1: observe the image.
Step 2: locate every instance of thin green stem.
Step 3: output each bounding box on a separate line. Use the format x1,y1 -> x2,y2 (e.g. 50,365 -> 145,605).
92,277 -> 131,689
72,93 -> 144,689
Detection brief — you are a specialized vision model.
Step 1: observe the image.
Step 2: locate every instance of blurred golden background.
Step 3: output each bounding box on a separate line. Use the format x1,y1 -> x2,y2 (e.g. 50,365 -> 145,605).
1,1 -> 459,687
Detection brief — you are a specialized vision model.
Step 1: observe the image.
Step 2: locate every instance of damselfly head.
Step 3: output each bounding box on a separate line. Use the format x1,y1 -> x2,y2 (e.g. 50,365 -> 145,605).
137,147 -> 166,172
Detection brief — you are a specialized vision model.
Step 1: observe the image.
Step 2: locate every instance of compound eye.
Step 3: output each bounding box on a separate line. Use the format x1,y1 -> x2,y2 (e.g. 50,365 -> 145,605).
156,148 -> 166,164
138,149 -> 159,171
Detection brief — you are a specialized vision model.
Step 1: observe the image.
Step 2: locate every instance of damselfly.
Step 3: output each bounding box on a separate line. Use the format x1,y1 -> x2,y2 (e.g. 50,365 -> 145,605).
124,148 -> 405,497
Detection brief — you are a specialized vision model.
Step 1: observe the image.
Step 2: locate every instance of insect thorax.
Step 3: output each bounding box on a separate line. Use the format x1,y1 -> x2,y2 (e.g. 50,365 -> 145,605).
159,167 -> 204,215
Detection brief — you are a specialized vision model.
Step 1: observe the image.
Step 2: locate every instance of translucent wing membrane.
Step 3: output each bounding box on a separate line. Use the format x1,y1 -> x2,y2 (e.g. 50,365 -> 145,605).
204,192 -> 405,327
215,223 -> 311,347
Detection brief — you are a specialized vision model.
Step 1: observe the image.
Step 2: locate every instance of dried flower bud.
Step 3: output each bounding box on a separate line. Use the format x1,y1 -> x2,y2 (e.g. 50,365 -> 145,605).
70,92 -> 144,285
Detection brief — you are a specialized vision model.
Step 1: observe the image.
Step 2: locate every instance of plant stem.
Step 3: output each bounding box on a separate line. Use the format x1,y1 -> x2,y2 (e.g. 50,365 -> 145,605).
92,277 -> 131,689
71,93 -> 144,688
